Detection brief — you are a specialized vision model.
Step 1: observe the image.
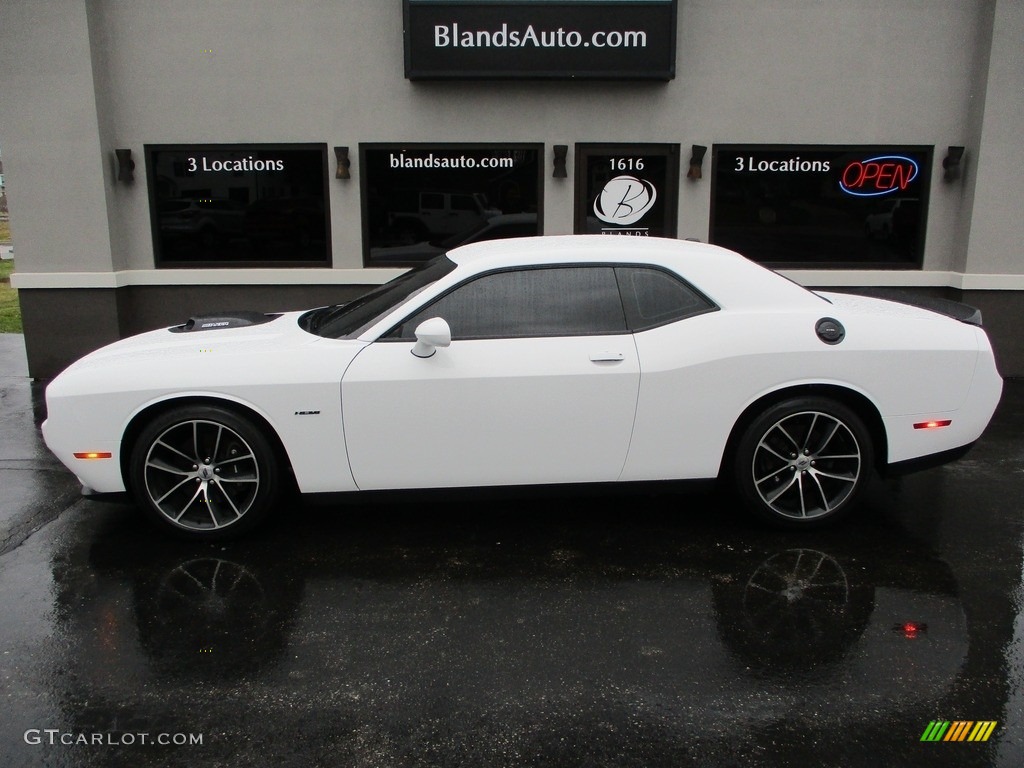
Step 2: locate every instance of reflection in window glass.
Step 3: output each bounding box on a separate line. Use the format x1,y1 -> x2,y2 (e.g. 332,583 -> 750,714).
362,145 -> 542,267
393,267 -> 627,340
711,145 -> 931,268
146,144 -> 330,267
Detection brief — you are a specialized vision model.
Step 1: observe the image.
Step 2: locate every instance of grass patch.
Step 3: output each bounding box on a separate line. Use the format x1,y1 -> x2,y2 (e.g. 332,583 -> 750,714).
0,219 -> 10,244
0,259 -> 23,333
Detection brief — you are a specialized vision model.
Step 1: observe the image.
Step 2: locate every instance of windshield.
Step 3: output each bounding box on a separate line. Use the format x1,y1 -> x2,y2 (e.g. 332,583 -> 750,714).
301,255 -> 457,339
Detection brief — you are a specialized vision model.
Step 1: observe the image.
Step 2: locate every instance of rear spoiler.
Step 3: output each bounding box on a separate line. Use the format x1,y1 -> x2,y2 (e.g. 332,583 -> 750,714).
827,288 -> 983,327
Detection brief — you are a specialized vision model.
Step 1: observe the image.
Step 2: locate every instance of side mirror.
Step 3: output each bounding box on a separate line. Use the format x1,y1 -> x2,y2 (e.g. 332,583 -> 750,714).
411,317 -> 452,358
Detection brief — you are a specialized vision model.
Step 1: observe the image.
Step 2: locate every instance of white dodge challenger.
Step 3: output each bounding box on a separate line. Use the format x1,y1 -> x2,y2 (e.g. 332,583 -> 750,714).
43,236 -> 1003,538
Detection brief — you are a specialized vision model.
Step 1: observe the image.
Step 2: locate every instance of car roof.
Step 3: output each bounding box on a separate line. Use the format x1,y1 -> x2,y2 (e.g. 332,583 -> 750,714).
444,235 -> 823,310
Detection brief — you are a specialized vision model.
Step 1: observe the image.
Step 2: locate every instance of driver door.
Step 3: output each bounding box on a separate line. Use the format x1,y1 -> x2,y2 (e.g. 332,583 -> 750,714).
341,266 -> 640,490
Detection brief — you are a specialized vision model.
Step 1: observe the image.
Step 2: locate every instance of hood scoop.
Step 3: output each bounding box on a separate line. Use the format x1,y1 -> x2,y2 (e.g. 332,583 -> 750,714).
170,311 -> 279,333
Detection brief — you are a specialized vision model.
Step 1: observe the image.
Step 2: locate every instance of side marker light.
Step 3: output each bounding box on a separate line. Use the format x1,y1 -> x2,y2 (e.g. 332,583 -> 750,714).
913,420 -> 952,430
73,452 -> 113,460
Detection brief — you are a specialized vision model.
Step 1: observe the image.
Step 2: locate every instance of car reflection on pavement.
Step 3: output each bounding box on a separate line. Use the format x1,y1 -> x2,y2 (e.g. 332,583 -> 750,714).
44,495 -> 969,763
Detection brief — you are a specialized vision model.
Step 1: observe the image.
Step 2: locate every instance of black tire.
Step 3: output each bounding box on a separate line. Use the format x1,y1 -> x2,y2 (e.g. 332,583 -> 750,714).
129,405 -> 281,539
733,397 -> 873,528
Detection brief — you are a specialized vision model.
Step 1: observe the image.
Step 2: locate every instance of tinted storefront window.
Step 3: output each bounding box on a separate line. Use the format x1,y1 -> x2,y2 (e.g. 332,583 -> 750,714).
711,145 -> 932,268
147,144 -> 330,267
361,144 -> 542,266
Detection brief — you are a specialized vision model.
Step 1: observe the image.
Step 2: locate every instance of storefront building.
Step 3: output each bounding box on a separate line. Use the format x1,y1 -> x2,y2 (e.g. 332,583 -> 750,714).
0,1 -> 1021,378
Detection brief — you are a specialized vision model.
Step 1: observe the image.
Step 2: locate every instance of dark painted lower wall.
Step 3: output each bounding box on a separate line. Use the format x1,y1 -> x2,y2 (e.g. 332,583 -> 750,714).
962,290 -> 1024,380
17,285 -> 1024,380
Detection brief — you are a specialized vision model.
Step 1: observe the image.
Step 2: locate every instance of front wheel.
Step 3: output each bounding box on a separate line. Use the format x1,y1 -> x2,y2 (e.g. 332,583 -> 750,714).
129,405 -> 281,539
734,397 -> 874,528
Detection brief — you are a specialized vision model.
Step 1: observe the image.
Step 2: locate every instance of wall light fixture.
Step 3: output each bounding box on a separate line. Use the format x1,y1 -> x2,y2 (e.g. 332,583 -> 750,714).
687,145 -> 707,181
553,145 -> 568,178
943,146 -> 965,182
334,146 -> 351,180
115,149 -> 135,183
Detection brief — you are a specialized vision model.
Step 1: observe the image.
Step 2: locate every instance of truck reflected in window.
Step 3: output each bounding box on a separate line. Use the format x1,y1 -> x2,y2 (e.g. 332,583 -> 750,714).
361,144 -> 542,267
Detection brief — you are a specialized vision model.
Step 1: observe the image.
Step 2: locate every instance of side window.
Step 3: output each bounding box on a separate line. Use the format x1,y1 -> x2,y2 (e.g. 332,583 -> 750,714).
390,267 -> 627,340
616,266 -> 716,331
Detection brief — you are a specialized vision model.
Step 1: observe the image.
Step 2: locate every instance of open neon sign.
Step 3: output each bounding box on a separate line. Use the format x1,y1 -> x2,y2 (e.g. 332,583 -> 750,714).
840,155 -> 919,197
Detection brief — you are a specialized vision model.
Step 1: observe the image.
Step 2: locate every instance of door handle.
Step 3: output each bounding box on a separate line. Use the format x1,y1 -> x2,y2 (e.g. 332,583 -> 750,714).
590,351 -> 625,362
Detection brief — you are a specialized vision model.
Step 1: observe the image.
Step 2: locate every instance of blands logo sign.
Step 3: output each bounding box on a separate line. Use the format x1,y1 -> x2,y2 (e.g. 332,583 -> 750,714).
594,175 -> 658,227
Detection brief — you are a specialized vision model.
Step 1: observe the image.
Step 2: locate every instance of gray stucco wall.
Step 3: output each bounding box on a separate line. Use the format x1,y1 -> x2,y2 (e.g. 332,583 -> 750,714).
0,1 -> 114,274
1,0 -> 1022,377
1,0 -> 1015,272
963,0 -> 1024,276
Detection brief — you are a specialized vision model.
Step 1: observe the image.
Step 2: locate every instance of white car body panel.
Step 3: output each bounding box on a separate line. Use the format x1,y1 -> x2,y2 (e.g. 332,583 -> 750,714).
622,303 -> 983,481
342,334 -> 640,489
43,314 -> 365,494
41,236 -> 1002,508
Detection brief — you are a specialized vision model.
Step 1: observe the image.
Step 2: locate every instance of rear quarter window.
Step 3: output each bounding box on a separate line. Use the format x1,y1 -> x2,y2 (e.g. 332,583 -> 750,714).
616,266 -> 717,331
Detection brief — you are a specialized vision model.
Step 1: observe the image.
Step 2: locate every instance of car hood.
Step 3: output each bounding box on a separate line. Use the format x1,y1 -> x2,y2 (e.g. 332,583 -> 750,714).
58,311 -> 318,375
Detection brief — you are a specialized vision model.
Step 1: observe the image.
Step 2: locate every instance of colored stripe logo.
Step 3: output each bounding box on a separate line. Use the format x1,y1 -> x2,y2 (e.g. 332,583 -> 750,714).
920,721 -> 997,742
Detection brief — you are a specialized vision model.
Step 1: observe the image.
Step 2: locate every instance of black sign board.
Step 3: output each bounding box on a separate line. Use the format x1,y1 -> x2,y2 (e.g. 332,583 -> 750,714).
575,144 -> 679,237
404,1 -> 677,80
711,145 -> 932,268
146,144 -> 330,267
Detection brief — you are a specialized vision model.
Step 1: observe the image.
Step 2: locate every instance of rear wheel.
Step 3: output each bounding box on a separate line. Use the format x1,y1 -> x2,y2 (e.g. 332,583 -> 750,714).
129,405 -> 281,539
734,397 -> 873,528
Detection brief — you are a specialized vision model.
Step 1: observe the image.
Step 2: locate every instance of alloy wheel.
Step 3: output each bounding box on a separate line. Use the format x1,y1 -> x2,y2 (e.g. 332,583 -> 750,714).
751,410 -> 862,520
142,419 -> 261,531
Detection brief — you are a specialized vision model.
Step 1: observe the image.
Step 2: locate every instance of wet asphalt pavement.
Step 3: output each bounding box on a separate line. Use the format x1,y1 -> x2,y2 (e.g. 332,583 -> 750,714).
0,336 -> 79,555
1,334 -> 1022,767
